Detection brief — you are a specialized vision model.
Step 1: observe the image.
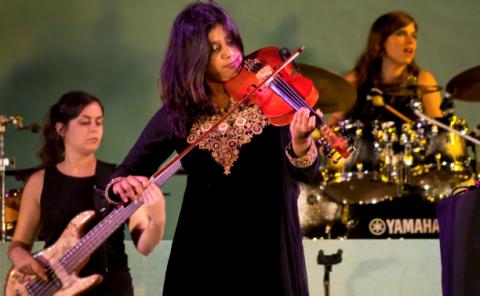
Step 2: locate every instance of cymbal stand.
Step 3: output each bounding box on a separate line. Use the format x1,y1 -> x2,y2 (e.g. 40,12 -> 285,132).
414,111 -> 480,146
0,115 -> 23,242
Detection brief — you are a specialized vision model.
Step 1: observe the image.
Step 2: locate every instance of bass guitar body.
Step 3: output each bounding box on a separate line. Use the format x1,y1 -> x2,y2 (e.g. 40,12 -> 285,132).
4,210 -> 103,296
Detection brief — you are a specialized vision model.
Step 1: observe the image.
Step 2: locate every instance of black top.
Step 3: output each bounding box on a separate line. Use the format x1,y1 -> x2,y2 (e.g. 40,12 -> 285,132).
111,105 -> 320,296
349,69 -> 421,130
39,160 -> 133,296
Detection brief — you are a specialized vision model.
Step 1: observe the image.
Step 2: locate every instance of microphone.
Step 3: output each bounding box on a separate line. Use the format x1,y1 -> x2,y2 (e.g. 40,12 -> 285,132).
21,123 -> 42,133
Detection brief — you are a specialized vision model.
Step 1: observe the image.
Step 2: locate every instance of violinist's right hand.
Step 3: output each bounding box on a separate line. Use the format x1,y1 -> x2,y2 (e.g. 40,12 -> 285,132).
111,175 -> 149,203
8,246 -> 47,281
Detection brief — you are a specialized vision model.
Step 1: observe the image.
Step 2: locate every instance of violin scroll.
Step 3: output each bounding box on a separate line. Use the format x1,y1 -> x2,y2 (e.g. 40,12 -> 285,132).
312,125 -> 356,163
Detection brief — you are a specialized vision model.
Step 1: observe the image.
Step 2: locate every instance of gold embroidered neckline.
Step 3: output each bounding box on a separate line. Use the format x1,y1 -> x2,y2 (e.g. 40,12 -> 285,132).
187,104 -> 269,175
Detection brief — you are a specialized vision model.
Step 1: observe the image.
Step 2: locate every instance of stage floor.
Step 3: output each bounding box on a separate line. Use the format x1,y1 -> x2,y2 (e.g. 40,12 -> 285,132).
1,239 -> 441,295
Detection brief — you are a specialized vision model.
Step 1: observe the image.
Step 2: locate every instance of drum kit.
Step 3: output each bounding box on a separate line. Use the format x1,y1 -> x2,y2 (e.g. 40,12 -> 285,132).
297,65 -> 480,239
0,115 -> 40,241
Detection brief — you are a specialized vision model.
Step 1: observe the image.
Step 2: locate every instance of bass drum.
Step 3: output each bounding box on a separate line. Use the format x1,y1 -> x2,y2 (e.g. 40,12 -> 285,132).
320,120 -> 400,205
297,182 -> 343,239
410,116 -> 475,201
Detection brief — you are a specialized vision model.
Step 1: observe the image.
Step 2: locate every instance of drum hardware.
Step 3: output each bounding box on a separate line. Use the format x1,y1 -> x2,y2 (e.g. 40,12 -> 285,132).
357,88 -> 477,202
372,121 -> 399,184
1,114 -> 40,241
302,65 -> 480,235
320,120 -> 401,205
414,110 -> 480,146
409,111 -> 477,201
415,111 -> 480,145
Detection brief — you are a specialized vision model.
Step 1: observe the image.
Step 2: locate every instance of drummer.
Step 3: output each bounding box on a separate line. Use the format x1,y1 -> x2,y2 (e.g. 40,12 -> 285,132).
328,11 -> 443,126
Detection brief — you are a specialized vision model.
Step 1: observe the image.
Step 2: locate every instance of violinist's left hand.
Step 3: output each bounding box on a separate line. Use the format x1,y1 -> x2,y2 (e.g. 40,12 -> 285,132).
290,107 -> 323,156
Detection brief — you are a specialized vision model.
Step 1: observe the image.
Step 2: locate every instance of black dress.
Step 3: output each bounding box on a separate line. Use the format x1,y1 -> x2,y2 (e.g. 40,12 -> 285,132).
111,105 -> 320,296
38,161 -> 134,296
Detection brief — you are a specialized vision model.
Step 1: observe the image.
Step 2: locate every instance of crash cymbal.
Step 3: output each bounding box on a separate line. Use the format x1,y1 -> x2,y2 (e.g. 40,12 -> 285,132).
297,63 -> 357,113
446,65 -> 480,101
380,83 -> 442,97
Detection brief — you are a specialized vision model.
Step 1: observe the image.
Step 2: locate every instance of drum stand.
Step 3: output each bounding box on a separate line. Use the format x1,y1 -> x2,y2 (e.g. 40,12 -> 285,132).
317,249 -> 343,296
0,115 -> 23,242
415,111 -> 480,147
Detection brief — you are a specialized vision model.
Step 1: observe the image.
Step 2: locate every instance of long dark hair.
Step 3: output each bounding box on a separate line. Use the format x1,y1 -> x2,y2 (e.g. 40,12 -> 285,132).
354,11 -> 419,88
38,91 -> 104,168
160,1 -> 244,137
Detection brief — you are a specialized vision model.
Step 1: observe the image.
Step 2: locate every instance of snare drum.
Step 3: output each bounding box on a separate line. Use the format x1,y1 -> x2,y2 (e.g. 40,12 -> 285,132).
320,120 -> 400,204
410,116 -> 475,200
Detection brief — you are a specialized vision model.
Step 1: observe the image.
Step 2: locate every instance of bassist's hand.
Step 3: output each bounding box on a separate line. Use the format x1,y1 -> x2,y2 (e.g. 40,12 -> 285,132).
9,246 -> 48,281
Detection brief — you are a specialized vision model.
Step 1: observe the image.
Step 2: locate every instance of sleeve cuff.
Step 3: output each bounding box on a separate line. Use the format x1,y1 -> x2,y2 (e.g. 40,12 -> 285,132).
285,141 -> 318,168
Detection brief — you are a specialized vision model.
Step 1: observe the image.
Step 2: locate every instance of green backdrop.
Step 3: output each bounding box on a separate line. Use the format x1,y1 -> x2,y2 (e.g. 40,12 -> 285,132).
1,0 -> 479,239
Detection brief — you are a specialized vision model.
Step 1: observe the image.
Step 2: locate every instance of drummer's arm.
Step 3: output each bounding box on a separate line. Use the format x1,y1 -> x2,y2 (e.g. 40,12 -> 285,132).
419,70 -> 443,118
327,70 -> 357,125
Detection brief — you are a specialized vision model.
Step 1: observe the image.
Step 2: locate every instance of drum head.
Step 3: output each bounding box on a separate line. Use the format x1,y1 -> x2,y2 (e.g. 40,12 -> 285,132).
411,166 -> 474,200
322,172 -> 399,204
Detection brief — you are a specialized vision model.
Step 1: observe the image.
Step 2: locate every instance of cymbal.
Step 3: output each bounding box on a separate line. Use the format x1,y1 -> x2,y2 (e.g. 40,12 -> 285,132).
379,84 -> 442,97
297,63 -> 357,113
446,65 -> 480,101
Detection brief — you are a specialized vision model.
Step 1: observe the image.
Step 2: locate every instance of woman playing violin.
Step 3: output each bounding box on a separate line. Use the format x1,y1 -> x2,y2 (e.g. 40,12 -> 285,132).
105,1 -> 322,295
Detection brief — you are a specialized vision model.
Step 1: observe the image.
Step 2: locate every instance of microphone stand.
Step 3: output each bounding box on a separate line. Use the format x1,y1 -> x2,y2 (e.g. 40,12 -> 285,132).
317,249 -> 343,296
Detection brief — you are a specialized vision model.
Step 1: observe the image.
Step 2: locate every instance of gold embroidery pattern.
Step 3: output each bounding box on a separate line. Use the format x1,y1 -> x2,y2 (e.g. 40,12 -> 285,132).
187,104 -> 269,175
285,141 -> 318,168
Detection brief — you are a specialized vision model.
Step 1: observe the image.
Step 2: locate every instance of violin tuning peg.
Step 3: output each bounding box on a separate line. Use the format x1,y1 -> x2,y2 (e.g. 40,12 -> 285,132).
333,156 -> 342,164
327,150 -> 337,158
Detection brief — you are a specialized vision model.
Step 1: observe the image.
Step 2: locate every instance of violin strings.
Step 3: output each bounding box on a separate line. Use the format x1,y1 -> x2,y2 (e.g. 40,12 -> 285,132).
272,77 -> 324,124
271,77 -> 309,110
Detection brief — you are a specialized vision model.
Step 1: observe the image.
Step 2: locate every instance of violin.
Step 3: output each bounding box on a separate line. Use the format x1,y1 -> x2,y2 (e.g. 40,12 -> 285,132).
224,46 -> 354,161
